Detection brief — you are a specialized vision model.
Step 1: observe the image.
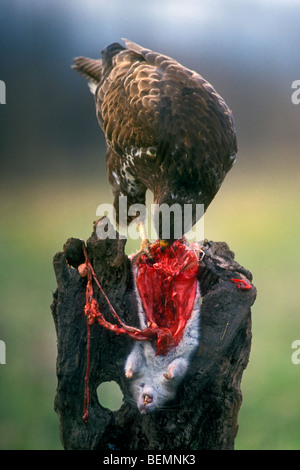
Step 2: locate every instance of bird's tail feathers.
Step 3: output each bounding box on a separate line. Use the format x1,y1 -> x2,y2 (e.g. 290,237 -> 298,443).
72,57 -> 102,93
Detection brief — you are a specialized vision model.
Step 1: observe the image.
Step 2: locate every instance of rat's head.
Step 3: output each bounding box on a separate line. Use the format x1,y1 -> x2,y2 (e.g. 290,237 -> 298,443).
125,337 -> 193,414
125,343 -> 191,414
131,372 -> 179,414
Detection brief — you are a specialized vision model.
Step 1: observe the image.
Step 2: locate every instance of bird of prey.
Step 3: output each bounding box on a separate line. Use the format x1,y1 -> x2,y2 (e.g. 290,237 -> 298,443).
72,39 -> 237,256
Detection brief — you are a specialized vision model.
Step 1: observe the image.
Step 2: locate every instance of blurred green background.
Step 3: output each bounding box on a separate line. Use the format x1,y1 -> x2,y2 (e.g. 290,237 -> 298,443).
0,0 -> 299,450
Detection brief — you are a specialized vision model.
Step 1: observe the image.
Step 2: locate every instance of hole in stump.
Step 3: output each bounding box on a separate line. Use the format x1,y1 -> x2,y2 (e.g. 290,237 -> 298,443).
97,381 -> 123,411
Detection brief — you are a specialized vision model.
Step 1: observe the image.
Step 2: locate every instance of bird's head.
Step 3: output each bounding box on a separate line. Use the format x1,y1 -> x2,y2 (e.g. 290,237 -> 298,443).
152,188 -> 203,246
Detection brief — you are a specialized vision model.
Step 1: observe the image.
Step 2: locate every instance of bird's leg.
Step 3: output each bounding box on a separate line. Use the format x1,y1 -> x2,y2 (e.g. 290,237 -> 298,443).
138,221 -> 152,258
131,221 -> 153,263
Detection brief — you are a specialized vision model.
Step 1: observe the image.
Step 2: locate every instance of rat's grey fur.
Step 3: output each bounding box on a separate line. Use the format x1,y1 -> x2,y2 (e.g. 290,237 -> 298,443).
125,267 -> 201,414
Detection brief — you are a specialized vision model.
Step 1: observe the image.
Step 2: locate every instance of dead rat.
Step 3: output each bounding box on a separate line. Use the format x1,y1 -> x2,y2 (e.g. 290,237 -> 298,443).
124,272 -> 201,414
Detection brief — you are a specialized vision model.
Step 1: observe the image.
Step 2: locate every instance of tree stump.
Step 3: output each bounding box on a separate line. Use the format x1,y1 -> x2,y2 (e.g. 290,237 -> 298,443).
51,218 -> 256,450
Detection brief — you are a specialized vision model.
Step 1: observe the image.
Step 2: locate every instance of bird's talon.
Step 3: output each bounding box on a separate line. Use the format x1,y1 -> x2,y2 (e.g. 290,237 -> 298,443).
140,239 -> 153,257
130,240 -> 154,264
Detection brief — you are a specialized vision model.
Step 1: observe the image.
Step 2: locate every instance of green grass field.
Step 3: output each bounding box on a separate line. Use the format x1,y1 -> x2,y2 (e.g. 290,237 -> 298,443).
0,164 -> 299,450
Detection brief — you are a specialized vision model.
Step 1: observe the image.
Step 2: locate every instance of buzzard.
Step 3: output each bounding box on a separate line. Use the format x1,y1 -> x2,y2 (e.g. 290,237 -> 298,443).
73,39 -> 237,255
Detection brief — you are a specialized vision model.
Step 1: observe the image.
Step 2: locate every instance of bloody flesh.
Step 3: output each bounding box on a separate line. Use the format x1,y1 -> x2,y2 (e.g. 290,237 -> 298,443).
136,240 -> 199,353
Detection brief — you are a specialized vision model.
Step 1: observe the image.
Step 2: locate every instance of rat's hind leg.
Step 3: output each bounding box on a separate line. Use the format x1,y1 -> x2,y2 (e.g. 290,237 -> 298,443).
163,357 -> 189,380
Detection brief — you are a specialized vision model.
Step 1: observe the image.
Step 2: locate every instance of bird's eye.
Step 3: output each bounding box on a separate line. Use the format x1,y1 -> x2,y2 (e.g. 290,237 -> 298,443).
140,383 -> 145,388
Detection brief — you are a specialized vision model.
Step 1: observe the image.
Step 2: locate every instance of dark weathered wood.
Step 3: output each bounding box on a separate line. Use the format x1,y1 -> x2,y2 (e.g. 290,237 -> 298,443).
51,218 -> 256,450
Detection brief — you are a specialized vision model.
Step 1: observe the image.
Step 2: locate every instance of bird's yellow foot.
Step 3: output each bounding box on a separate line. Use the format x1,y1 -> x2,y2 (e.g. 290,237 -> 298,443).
159,239 -> 171,252
141,238 -> 153,258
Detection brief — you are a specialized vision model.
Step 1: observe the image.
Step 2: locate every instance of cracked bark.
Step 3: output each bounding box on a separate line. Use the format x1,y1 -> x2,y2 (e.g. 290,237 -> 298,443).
51,218 -> 256,450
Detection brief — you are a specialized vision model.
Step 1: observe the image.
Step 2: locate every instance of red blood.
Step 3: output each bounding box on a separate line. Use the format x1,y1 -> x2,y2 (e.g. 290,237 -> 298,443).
230,278 -> 252,290
82,239 -> 200,356
136,240 -> 199,354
